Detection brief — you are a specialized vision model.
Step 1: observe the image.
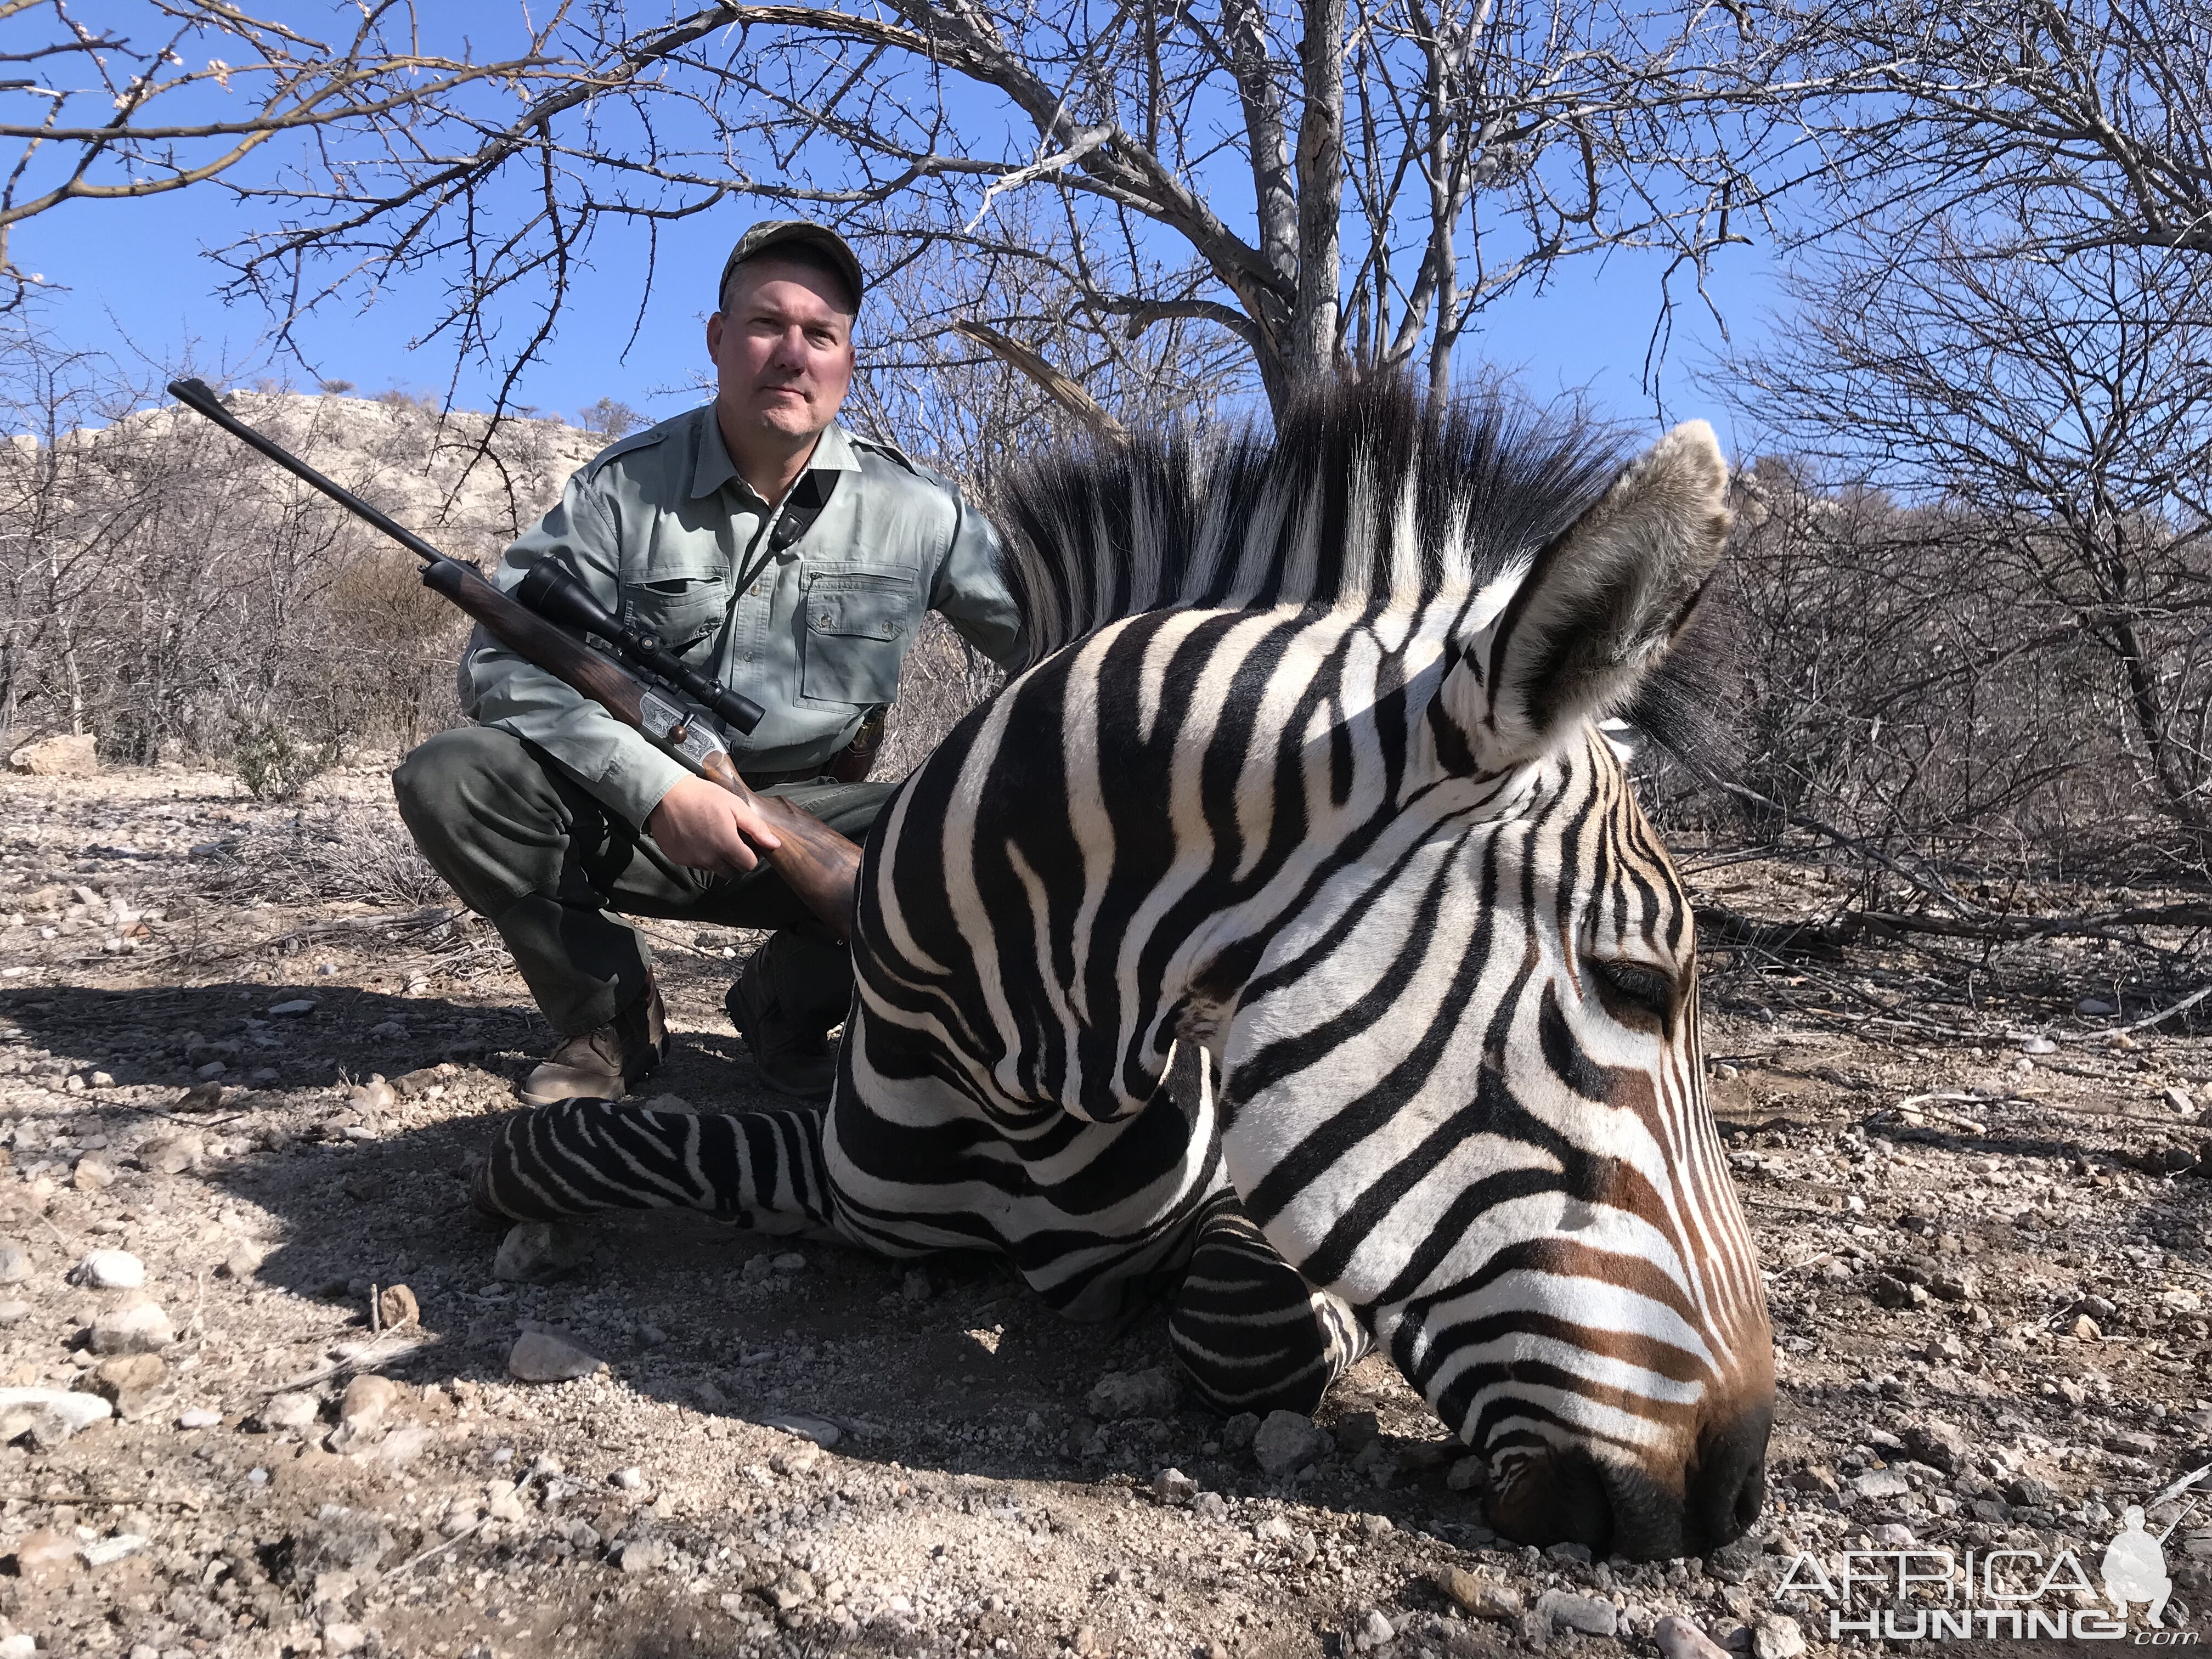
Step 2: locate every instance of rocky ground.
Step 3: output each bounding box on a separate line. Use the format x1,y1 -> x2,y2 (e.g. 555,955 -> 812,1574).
0,758 -> 2207,1659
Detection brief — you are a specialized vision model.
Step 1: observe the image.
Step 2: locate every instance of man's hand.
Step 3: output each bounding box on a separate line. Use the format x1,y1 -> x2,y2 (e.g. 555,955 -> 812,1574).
646,774 -> 784,874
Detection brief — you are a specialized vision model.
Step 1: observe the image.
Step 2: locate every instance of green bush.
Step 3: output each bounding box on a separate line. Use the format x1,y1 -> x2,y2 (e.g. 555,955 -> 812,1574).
230,713 -> 345,801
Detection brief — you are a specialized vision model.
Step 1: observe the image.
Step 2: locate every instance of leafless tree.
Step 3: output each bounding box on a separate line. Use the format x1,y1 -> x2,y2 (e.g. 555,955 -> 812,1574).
1716,225 -> 2212,862
3,1 -> 1774,423
0,318 -> 592,760
1759,0 -> 2212,263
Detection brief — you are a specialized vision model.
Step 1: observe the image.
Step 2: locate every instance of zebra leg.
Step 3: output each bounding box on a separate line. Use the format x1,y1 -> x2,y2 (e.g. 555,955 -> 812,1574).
1167,1195 -> 1370,1415
473,1098 -> 836,1228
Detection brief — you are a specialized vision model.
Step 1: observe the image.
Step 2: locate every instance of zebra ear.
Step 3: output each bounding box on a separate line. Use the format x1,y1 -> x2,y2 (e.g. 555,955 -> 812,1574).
1479,420 -> 1731,762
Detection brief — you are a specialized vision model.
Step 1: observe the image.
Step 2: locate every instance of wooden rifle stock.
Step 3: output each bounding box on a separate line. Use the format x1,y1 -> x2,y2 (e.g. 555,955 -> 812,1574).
167,377 -> 862,943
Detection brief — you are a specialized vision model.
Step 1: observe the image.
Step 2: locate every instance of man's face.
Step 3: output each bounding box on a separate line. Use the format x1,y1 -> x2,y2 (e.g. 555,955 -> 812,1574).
706,259 -> 855,453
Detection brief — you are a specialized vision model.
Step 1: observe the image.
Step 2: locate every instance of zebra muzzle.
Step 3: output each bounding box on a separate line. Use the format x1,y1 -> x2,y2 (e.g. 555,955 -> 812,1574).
1483,1401 -> 1772,1560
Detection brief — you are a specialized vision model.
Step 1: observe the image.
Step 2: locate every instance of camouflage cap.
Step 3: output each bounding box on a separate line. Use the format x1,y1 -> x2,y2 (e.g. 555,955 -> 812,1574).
716,219 -> 864,313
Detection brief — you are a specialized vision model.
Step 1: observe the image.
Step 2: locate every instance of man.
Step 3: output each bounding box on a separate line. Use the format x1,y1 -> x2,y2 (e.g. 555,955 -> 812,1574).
393,221 -> 1024,1104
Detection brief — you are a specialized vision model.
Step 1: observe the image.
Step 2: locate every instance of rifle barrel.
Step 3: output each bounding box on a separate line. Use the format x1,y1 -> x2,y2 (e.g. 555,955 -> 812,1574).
166,379 -> 452,569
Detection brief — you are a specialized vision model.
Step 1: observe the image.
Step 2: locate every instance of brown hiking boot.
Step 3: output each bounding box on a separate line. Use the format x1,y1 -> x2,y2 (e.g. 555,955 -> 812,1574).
724,941 -> 840,1103
519,977 -> 668,1106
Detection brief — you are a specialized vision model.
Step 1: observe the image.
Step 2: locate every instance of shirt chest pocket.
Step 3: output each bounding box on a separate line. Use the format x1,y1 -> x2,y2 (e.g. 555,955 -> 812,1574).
621,574 -> 729,657
802,570 -> 915,705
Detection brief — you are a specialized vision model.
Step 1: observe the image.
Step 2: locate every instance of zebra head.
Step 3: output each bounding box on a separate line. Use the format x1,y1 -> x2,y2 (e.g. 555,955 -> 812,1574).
1218,416 -> 1771,1559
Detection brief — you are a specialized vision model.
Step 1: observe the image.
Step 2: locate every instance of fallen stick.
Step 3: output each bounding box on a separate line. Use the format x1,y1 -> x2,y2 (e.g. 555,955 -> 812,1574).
261,1329 -> 430,1394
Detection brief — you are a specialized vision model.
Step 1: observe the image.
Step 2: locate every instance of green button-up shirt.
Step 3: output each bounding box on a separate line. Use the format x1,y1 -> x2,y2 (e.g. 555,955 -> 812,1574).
464,406 -> 1026,827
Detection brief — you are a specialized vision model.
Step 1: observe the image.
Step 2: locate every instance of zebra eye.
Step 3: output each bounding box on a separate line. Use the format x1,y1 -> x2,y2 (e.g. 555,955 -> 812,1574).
1585,957 -> 1678,1022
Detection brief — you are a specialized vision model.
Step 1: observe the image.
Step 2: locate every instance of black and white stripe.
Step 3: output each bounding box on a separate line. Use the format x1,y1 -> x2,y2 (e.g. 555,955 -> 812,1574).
478,380 -> 1772,1556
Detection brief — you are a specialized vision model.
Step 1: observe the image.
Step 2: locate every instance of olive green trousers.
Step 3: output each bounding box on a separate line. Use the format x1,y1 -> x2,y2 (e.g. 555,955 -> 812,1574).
392,725 -> 892,1035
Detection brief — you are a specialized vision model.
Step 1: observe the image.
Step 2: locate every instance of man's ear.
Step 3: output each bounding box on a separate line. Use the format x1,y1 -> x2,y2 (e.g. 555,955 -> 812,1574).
1477,420 -> 1731,763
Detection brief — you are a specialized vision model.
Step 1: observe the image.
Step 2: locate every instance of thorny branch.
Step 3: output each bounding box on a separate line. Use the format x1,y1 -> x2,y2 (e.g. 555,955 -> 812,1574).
2,0 -> 1783,416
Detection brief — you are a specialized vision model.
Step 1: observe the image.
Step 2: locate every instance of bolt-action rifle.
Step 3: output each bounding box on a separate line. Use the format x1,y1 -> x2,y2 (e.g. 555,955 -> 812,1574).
166,377 -> 861,941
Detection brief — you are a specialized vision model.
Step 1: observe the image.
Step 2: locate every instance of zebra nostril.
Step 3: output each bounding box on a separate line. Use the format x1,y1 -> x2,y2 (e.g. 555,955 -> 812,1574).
1683,1409 -> 1773,1554
1734,1459 -> 1766,1531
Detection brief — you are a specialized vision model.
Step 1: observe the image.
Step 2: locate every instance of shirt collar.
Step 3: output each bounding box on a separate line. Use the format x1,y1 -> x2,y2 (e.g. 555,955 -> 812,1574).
691,408 -> 864,502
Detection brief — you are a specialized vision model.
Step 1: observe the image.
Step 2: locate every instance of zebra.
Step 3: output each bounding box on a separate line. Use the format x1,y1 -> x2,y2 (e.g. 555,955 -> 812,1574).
474,379 -> 1774,1560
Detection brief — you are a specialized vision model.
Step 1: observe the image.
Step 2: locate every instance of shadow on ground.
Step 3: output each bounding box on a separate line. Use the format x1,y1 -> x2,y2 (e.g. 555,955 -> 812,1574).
3,981 -> 1479,1528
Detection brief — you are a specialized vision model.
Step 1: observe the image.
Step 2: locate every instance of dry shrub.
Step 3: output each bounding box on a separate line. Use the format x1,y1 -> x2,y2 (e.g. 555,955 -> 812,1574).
0,348 -> 599,764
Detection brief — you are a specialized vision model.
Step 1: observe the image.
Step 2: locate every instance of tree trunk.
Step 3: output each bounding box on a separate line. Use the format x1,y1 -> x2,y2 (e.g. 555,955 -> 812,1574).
1291,0 -> 1348,387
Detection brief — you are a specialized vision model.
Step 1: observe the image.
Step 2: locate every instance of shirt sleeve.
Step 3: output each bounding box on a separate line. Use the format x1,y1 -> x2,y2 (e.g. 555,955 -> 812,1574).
461,465 -> 692,828
929,484 -> 1030,672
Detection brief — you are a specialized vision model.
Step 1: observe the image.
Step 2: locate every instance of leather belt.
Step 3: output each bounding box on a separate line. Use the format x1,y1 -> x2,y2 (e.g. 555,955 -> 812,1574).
739,705 -> 886,789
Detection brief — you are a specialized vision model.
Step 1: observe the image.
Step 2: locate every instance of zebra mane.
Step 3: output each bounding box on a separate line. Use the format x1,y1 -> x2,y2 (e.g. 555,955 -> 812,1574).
996,376 -> 1622,663
992,374 -> 1737,769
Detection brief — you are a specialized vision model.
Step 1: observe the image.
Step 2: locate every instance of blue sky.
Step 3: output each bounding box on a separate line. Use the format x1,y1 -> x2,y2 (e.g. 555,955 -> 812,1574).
16,146 -> 1784,448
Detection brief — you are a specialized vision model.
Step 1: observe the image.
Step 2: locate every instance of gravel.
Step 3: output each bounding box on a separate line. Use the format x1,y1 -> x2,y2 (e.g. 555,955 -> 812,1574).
4,763 -> 2211,1658
1085,1365 -> 1179,1420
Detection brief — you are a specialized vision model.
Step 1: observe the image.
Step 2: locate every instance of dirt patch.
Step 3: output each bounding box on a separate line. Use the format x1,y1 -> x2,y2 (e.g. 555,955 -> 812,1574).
0,763 -> 2205,1657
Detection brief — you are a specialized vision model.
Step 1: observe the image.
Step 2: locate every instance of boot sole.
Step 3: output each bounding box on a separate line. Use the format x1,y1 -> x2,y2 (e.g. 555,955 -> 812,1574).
517,1080 -> 628,1108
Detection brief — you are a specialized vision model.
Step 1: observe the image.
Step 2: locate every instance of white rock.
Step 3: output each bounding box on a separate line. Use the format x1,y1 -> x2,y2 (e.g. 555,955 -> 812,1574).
82,1532 -> 150,1567
2019,1034 -> 2057,1055
1355,1610 -> 1395,1649
484,1480 -> 529,1522
1251,1409 -> 1332,1476
0,1240 -> 30,1284
0,1634 -> 37,1659
176,1408 -> 222,1430
88,1299 -> 173,1355
613,1465 -> 647,1491
260,1392 -> 320,1431
1539,1589 -> 1620,1637
507,1329 -> 604,1383
759,1412 -> 842,1448
322,1623 -> 369,1655
0,1386 -> 113,1443
1854,1468 -> 1911,1500
72,1248 -> 146,1289
1654,1617 -> 1734,1659
136,1131 -> 203,1175
338,1373 -> 399,1429
1153,1467 -> 1198,1503
1752,1614 -> 1807,1659
493,1220 -> 591,1281
267,998 -> 318,1017
8,732 -> 97,776
374,1425 -> 436,1471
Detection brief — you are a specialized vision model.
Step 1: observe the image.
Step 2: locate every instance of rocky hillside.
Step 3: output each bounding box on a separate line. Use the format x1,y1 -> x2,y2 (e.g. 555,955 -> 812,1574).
1,391 -> 614,763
